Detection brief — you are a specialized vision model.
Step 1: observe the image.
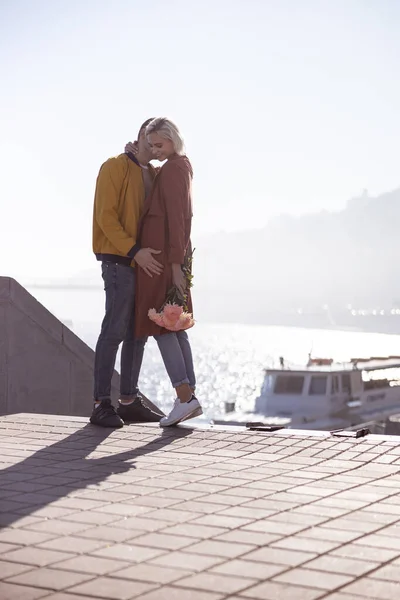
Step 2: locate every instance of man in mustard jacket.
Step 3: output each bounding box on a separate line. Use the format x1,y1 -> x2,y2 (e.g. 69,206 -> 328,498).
91,118 -> 164,427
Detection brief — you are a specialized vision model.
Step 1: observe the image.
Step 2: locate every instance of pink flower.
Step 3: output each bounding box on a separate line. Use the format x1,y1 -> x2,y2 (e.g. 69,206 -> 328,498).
148,305 -> 195,332
178,312 -> 195,330
163,303 -> 183,319
162,315 -> 178,328
161,303 -> 183,328
148,308 -> 164,327
167,312 -> 195,331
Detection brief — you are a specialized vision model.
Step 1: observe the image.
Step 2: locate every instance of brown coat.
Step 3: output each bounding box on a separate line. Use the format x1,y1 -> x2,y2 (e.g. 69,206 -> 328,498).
135,154 -> 194,337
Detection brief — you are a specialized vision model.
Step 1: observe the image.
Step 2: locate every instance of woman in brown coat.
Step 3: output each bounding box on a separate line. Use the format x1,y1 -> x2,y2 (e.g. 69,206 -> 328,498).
135,118 -> 202,427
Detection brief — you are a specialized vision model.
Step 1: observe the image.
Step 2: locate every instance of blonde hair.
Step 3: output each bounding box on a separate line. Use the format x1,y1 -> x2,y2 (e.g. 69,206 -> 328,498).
146,117 -> 185,155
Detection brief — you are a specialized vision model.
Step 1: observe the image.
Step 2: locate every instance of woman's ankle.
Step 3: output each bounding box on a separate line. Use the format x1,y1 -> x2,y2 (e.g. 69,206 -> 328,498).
176,383 -> 192,403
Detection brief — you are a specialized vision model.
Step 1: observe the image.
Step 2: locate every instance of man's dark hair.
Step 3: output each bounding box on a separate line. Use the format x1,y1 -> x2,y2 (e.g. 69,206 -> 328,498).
137,118 -> 155,139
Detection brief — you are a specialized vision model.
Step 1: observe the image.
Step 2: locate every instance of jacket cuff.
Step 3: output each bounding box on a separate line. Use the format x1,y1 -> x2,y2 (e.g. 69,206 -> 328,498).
128,243 -> 141,258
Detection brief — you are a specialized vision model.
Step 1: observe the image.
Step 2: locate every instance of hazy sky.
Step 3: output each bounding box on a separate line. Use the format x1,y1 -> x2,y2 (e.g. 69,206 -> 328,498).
1,0 -> 399,279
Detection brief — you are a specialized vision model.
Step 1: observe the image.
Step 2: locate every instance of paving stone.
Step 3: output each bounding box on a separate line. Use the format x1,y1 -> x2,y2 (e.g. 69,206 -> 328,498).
184,539 -> 255,558
23,520 -> 91,536
322,595 -> 371,600
135,589 -> 223,600
294,504 -> 349,519
204,491 -> 259,502
38,594 -> 98,600
161,524 -> 228,539
215,529 -> 278,546
353,534 -> 400,550
76,526 -> 142,543
124,495 -> 178,508
211,558 -> 286,579
110,563 -> 191,583
271,511 -> 327,527
370,563 -> 400,581
190,514 -> 253,529
150,550 -> 225,571
8,493 -> 65,506
0,530 -> 55,546
59,511 -> 119,525
0,547 -> 72,567
322,517 -> 383,533
50,497 -> 107,511
240,580 -> 324,599
243,520 -> 304,535
0,560 -> 34,579
175,571 -> 257,594
0,582 -> 49,599
271,536 -> 339,553
0,515 -> 45,529
298,527 -> 362,543
95,503 -> 154,517
331,543 -> 399,562
72,490 -> 136,503
53,554 -> 124,575
92,543 -> 165,562
69,576 -> 156,599
147,489 -> 203,501
306,554 -> 379,576
6,568 -> 93,591
363,502 -> 400,515
342,578 -> 400,599
241,498 -> 299,514
243,546 -> 317,566
130,532 -> 194,551
26,507 -> 76,519
216,505 -> 276,520
139,508 -> 203,522
378,523 -> 400,537
273,567 -> 354,589
0,542 -> 22,554
37,536 -> 108,554
114,515 -> 172,531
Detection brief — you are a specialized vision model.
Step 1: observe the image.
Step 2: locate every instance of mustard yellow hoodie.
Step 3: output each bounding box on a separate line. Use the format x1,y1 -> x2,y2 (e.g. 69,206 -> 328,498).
92,153 -> 154,267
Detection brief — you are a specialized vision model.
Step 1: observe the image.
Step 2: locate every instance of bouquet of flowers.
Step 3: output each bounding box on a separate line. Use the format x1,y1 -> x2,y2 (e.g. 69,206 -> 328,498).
148,248 -> 195,332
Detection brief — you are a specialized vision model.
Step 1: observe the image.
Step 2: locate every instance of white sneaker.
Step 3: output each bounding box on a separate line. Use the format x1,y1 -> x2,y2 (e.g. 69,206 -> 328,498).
160,396 -> 203,427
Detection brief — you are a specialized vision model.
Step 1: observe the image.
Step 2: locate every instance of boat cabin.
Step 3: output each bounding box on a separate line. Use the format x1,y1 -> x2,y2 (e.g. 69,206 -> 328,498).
255,357 -> 400,425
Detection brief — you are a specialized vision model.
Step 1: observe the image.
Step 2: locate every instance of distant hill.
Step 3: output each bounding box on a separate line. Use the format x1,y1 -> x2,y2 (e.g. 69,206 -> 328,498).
193,187 -> 400,320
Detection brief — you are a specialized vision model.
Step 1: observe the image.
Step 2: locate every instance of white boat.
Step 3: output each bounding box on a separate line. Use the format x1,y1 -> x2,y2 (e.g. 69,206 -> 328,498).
215,355 -> 400,430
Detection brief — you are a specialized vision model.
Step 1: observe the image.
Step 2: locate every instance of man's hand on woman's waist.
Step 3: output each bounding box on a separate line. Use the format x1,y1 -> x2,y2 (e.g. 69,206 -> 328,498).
135,248 -> 163,277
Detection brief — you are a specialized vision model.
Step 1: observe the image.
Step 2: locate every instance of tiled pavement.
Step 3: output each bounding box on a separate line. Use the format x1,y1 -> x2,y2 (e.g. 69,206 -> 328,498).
1,415 -> 400,599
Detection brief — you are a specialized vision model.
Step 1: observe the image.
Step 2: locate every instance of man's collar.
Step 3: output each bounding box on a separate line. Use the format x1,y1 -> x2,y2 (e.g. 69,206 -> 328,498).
126,152 -> 141,167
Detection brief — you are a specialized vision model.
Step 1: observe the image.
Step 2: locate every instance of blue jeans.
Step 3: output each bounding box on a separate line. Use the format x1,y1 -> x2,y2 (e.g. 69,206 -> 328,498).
134,331 -> 196,390
93,262 -> 146,402
93,262 -> 196,400
155,331 -> 196,390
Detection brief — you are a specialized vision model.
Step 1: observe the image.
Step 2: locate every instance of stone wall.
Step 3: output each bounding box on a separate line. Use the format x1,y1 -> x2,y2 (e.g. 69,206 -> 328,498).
0,277 -> 119,416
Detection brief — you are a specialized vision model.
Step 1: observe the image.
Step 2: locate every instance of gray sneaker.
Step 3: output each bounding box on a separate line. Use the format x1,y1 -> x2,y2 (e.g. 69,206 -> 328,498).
117,397 -> 164,423
90,400 -> 124,428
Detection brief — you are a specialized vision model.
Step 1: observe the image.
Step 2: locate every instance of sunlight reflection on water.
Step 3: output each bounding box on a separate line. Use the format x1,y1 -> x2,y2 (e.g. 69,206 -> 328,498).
76,321 -> 400,419
28,286 -> 400,419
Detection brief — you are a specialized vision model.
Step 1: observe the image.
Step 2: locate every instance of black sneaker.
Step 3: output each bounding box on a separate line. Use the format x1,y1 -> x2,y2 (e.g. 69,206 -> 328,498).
117,396 -> 165,423
90,400 -> 124,428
